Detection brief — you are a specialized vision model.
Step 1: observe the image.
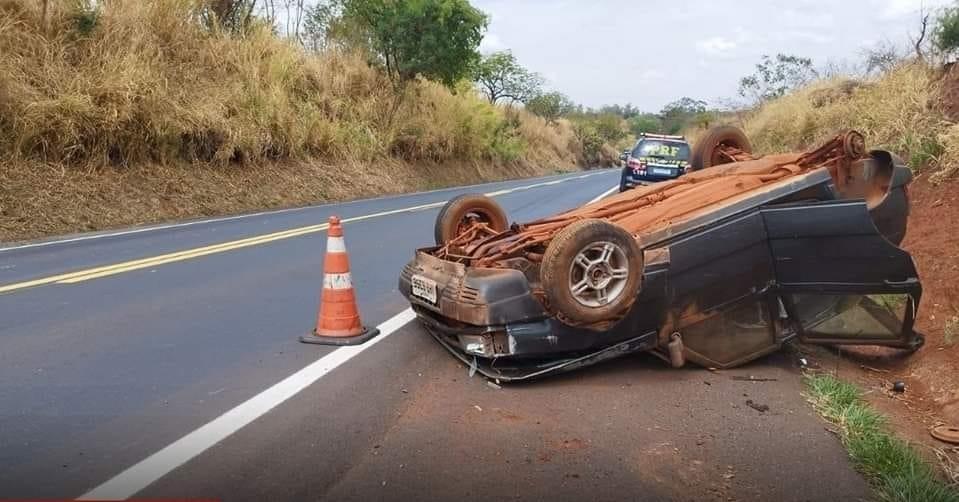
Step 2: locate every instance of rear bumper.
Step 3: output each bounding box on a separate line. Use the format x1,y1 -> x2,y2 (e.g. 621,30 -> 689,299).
622,173 -> 680,187
398,250 -> 659,367
398,249 -> 548,327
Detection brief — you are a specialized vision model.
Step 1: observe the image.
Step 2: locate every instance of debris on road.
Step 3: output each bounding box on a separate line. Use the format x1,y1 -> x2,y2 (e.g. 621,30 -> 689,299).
732,375 -> 778,382
746,400 -> 770,413
892,381 -> 906,393
487,381 -> 502,390
931,425 -> 959,445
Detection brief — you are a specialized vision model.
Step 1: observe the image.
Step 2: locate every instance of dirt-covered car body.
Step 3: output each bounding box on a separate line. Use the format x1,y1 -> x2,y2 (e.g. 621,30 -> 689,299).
399,136 -> 922,381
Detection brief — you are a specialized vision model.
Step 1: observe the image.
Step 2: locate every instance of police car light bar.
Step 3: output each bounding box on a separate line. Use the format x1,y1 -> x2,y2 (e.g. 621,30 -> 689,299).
640,133 -> 686,140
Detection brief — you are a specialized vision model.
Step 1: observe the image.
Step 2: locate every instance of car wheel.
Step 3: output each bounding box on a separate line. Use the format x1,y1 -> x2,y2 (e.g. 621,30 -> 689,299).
690,125 -> 752,171
541,219 -> 643,326
434,194 -> 509,245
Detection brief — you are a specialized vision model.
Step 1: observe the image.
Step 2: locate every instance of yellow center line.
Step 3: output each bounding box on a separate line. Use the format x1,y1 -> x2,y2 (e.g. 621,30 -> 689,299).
0,174 -> 600,294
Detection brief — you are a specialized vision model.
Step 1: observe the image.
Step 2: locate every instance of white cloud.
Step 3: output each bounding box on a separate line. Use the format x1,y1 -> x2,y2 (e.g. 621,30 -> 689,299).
696,36 -> 738,57
778,30 -> 834,44
882,0 -> 952,19
637,69 -> 666,83
469,0 -> 959,110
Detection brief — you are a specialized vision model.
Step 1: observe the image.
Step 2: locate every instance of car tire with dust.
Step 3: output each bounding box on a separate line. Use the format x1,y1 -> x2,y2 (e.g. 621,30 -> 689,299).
690,125 -> 753,171
541,219 -> 643,325
434,193 -> 509,245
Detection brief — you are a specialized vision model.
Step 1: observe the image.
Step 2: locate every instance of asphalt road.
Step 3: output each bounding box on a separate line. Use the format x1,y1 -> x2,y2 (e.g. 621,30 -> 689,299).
0,170 -> 870,501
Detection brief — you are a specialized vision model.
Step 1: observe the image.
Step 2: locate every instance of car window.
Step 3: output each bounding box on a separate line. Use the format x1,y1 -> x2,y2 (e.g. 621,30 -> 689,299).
632,140 -> 690,160
791,294 -> 909,340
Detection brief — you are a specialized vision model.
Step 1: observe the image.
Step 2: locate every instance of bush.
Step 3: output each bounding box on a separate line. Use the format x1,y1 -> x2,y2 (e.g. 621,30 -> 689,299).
628,114 -> 661,136
743,64 -> 948,172
934,6 -> 959,56
0,0 -> 578,169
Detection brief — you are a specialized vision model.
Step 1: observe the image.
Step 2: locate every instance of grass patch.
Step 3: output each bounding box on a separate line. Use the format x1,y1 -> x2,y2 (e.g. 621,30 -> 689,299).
805,374 -> 959,502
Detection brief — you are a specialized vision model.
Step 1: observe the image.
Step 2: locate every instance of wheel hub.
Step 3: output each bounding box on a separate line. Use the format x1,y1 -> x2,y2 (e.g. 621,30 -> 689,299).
568,241 -> 630,308
586,264 -> 612,289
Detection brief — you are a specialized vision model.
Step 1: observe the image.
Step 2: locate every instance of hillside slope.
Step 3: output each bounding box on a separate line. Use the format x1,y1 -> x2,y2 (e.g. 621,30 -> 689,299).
0,0 -> 583,241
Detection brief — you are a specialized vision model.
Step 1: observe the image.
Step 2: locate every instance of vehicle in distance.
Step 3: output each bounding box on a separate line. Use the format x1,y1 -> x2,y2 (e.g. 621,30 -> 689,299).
619,133 -> 693,191
400,127 -> 922,381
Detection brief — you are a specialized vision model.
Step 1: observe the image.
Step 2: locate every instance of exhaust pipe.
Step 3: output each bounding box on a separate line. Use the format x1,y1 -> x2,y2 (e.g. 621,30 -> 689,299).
668,332 -> 685,368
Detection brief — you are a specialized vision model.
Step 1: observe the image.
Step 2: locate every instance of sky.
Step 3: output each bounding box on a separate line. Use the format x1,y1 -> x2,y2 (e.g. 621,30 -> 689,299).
470,0 -> 953,111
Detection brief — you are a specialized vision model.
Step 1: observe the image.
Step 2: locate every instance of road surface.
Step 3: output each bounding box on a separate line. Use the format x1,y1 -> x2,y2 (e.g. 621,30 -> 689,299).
0,170 -> 870,501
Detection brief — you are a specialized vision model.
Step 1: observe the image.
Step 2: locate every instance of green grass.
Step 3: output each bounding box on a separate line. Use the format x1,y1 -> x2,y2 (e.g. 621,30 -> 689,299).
805,374 -> 959,502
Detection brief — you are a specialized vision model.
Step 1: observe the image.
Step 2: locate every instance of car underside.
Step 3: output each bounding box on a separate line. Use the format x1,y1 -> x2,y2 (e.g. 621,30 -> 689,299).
399,127 -> 923,381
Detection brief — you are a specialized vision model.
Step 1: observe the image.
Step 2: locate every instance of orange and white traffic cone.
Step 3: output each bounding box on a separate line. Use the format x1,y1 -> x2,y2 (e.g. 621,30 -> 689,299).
300,216 -> 380,346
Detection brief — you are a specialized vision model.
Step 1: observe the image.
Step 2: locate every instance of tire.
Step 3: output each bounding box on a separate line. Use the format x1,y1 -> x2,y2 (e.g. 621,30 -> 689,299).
434,193 -> 509,245
690,125 -> 752,171
541,219 -> 643,325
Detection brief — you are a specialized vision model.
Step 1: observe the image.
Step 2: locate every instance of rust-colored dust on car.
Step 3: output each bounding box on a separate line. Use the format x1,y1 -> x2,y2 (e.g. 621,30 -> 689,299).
435,130 -> 867,268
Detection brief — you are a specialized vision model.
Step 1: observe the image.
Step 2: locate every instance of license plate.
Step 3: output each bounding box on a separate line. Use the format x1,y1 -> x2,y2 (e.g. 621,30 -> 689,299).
651,167 -> 673,176
411,274 -> 438,303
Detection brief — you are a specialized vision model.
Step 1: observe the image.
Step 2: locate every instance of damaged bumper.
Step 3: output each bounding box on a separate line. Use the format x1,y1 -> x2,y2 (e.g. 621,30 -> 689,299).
398,250 -> 659,379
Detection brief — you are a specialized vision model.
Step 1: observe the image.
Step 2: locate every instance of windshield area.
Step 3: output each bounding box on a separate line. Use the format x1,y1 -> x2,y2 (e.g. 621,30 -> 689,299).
632,140 -> 690,160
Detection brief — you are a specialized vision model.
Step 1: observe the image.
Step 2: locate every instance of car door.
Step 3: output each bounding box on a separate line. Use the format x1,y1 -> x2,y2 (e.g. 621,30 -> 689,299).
762,199 -> 923,349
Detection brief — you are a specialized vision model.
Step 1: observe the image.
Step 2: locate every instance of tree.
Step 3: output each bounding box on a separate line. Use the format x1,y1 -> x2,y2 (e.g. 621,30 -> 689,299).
628,114 -> 661,136
861,40 -> 902,75
934,5 -> 959,56
659,97 -> 707,134
201,0 -> 257,32
591,113 -> 626,143
599,103 -> 639,119
344,0 -> 488,88
693,111 -> 716,129
914,10 -> 931,60
738,54 -> 819,103
525,92 -> 575,124
301,0 -> 368,51
473,51 -> 544,105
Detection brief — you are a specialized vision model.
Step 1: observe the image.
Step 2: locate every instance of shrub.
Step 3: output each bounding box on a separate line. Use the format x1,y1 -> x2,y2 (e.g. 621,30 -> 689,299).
743,64 -> 948,172
0,0 -> 578,169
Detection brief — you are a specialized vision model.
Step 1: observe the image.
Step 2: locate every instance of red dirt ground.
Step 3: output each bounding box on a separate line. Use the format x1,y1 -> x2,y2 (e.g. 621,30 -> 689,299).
886,174 -> 959,424
805,174 -> 959,477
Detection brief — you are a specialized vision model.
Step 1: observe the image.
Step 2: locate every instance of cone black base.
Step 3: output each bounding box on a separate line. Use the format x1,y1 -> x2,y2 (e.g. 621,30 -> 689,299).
299,326 -> 381,346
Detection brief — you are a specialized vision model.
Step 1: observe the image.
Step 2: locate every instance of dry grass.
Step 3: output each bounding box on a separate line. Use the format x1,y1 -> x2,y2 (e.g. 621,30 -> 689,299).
742,64 -> 951,176
0,0 -> 582,241
0,156 -> 567,241
0,0 -> 577,167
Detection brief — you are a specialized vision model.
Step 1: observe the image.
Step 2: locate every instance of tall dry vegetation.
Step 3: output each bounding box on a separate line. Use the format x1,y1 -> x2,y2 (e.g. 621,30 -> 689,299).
0,0 -> 582,241
0,0 -> 578,168
740,64 -> 957,181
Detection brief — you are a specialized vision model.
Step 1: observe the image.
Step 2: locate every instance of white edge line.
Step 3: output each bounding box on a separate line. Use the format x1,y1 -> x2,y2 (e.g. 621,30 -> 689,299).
587,185 -> 619,205
1,171 -> 605,253
77,308 -> 418,501
76,180 -> 617,500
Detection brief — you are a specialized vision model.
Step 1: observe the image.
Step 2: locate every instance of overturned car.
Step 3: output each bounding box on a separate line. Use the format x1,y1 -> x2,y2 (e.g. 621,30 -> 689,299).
399,126 -> 923,380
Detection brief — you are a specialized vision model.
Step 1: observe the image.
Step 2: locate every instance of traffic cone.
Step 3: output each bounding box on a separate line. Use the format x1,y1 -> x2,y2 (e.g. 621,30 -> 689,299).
300,216 -> 380,346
